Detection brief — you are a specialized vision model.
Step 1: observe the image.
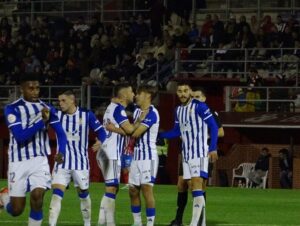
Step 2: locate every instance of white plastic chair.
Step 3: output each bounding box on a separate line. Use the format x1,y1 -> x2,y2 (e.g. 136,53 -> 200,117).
232,163 -> 255,188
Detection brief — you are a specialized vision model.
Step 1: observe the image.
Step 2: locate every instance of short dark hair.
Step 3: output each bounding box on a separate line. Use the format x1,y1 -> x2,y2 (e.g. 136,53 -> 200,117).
136,84 -> 157,100
193,87 -> 207,96
20,73 -> 40,84
58,90 -> 75,97
177,81 -> 192,88
113,82 -> 132,97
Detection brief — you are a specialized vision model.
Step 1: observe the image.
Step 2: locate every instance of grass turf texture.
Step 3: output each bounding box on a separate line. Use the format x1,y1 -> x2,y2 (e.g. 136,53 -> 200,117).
0,181 -> 299,225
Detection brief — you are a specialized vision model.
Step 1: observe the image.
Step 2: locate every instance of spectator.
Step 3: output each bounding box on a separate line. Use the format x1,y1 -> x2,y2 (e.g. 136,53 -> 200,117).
278,148 -> 293,189
248,147 -> 270,187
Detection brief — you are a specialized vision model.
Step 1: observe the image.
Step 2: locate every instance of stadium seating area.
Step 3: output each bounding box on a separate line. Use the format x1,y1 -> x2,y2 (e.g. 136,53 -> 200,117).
0,0 -> 299,91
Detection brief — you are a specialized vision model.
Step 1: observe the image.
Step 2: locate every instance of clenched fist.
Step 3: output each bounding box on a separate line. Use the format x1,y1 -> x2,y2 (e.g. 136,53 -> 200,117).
41,107 -> 50,122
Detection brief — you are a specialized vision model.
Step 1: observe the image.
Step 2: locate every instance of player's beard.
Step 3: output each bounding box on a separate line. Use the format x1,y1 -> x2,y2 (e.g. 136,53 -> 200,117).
180,96 -> 191,105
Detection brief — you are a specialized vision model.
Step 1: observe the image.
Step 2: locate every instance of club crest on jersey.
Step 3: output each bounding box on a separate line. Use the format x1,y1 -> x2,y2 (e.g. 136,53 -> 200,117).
7,114 -> 17,123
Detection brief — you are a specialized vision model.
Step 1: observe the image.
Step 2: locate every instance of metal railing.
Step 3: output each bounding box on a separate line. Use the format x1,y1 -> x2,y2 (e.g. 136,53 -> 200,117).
0,85 -> 86,108
137,60 -> 175,87
224,86 -> 300,112
174,47 -> 300,85
193,0 -> 300,23
0,0 -> 150,24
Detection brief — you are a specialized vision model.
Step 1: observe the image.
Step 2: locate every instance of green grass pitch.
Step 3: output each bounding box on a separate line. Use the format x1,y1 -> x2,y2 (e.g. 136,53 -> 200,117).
0,181 -> 300,225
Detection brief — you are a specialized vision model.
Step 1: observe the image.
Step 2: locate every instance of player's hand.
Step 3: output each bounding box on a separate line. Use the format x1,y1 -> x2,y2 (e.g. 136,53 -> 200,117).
208,150 -> 218,163
92,138 -> 101,152
41,107 -> 50,122
55,152 -> 64,164
105,122 -> 117,132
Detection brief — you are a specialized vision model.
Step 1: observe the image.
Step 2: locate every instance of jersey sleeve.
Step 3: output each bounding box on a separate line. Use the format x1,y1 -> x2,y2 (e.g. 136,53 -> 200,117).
141,110 -> 157,128
49,105 -> 60,124
88,110 -> 107,143
113,105 -> 128,125
212,111 -> 222,128
4,105 -> 22,128
4,105 -> 45,143
159,108 -> 180,139
195,102 -> 218,152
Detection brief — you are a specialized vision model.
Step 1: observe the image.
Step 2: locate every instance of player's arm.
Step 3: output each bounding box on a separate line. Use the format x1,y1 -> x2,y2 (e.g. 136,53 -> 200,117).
196,102 -> 218,161
88,111 -> 107,144
48,107 -> 67,162
114,106 -> 136,135
106,122 -> 127,136
5,105 -> 45,143
212,111 -> 225,137
159,110 -> 181,139
131,110 -> 157,138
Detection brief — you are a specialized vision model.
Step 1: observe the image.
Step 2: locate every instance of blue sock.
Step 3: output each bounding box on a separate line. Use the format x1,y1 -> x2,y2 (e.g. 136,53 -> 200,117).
78,191 -> 89,199
53,188 -> 64,198
105,192 -> 116,199
146,207 -> 155,217
29,209 -> 43,221
6,203 -> 13,215
131,205 -> 141,213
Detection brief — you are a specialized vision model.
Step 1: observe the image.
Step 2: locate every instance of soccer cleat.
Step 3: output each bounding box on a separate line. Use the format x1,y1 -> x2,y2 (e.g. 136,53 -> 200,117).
0,187 -> 9,208
169,219 -> 183,226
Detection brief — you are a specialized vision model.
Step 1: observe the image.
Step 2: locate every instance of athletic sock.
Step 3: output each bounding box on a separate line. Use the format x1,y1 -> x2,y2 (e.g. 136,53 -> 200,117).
49,188 -> 64,226
190,190 -> 205,226
79,191 -> 91,226
98,193 -> 116,226
28,209 -> 43,226
146,207 -> 155,226
131,205 -> 142,225
175,191 -> 188,223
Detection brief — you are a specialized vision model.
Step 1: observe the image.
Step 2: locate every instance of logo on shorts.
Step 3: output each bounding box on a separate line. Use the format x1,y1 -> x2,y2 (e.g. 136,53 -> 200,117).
194,170 -> 198,174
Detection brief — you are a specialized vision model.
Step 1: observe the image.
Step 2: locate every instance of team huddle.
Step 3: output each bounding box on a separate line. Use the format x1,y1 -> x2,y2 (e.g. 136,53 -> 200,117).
0,73 -> 219,226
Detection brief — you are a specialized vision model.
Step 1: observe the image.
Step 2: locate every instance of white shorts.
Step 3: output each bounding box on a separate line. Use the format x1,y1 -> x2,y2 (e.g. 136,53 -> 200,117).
8,156 -> 51,197
182,157 -> 209,180
96,150 -> 121,186
52,168 -> 89,190
129,157 -> 159,186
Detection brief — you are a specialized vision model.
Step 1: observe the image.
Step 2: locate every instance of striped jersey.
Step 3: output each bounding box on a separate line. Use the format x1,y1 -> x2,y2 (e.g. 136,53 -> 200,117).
102,102 -> 128,160
175,99 -> 212,161
57,107 -> 104,170
133,105 -> 159,160
4,98 -> 59,162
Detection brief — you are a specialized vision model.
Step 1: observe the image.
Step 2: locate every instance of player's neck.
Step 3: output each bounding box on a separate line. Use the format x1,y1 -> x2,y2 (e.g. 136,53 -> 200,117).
182,98 -> 192,106
118,99 -> 128,107
140,102 -> 150,111
66,105 -> 77,114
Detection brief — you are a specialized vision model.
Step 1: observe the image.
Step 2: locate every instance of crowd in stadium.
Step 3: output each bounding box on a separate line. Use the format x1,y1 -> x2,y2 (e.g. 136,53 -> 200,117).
0,7 -> 300,88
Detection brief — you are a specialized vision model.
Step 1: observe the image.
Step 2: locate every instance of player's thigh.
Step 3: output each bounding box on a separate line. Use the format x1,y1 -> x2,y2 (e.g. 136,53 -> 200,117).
128,160 -> 140,186
140,158 -> 159,186
190,177 -> 204,191
200,157 -> 209,180
103,160 -> 121,186
141,184 -> 154,201
72,170 -> 89,190
177,176 -> 188,192
28,156 -> 51,192
52,168 -> 72,189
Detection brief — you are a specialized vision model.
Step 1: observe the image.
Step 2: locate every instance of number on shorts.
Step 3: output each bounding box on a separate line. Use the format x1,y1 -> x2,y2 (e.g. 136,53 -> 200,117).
9,172 -> 15,182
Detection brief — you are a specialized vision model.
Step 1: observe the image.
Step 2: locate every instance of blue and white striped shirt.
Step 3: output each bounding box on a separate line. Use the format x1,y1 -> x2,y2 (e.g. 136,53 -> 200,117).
176,99 -> 217,161
4,98 -> 61,162
102,102 -> 128,160
133,105 -> 159,160
57,107 -> 105,170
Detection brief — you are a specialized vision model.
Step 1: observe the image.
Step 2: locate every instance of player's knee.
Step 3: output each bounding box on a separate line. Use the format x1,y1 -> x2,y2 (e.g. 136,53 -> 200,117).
30,193 -> 44,210
129,186 -> 139,198
177,178 -> 188,192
